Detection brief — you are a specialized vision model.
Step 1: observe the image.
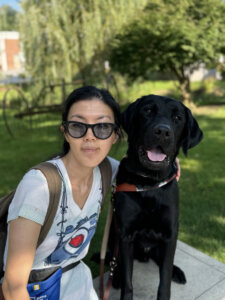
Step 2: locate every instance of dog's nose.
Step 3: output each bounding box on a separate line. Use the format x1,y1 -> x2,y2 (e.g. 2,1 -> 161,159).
153,124 -> 171,139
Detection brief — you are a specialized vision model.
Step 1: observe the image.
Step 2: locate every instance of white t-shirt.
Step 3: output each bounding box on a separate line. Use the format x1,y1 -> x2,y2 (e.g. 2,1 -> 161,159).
3,156 -> 119,300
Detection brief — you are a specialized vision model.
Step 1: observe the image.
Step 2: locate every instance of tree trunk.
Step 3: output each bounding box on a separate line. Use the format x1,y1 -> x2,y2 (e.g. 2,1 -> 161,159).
179,76 -> 195,108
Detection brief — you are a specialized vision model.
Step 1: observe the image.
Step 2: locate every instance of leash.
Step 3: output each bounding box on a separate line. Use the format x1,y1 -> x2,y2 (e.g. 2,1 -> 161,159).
100,200 -> 114,299
99,172 -> 177,300
100,187 -> 119,300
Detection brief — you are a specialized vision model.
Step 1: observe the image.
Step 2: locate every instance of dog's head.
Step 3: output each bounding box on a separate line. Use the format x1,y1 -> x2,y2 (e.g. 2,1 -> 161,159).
122,94 -> 203,171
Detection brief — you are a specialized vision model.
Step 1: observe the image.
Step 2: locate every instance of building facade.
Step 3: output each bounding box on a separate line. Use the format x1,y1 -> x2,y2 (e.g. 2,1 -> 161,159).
0,31 -> 24,76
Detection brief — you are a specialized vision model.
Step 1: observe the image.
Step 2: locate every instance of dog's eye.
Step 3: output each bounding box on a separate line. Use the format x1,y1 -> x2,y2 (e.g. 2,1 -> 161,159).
174,115 -> 181,122
145,108 -> 152,114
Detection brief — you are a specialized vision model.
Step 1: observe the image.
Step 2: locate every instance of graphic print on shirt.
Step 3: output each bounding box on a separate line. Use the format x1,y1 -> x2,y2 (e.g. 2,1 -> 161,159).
45,213 -> 99,264
45,164 -> 102,265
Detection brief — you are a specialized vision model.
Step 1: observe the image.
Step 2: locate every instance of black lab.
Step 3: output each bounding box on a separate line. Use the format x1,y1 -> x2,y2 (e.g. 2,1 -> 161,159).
111,94 -> 203,300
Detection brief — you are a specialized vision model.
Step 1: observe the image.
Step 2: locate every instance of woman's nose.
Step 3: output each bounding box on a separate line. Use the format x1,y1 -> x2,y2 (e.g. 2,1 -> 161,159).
84,127 -> 96,140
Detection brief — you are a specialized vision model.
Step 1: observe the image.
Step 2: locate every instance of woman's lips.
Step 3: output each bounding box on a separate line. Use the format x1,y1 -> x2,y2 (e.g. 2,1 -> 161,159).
82,147 -> 99,153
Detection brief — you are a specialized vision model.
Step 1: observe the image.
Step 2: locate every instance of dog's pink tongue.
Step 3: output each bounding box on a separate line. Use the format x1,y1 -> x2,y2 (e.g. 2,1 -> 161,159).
147,148 -> 166,162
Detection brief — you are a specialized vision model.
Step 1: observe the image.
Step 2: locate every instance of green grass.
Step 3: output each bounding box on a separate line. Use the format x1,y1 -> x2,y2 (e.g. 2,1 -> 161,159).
0,81 -> 225,280
178,106 -> 225,262
0,111 -> 62,194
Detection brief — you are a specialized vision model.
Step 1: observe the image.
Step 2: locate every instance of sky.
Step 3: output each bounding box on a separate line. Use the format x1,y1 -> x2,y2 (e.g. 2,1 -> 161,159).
0,0 -> 21,10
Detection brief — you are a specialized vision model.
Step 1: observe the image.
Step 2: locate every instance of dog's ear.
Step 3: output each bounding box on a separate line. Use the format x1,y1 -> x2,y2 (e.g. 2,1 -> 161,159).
181,106 -> 203,156
122,97 -> 144,134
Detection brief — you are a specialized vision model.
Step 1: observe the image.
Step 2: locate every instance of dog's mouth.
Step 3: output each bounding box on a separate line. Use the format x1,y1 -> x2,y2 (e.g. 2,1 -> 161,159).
138,146 -> 170,169
146,148 -> 167,162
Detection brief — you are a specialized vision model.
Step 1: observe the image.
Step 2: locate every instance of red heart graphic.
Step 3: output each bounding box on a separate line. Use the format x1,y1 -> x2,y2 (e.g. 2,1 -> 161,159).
69,234 -> 84,248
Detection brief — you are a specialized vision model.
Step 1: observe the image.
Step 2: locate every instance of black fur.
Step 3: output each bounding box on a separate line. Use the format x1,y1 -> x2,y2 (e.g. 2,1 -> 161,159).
112,95 -> 203,300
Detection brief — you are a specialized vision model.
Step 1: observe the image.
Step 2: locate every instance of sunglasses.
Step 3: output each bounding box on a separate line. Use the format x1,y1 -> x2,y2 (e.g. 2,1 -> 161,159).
62,121 -> 118,140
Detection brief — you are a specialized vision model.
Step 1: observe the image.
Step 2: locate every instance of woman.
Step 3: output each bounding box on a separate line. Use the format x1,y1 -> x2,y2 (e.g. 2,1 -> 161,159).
2,86 -> 121,300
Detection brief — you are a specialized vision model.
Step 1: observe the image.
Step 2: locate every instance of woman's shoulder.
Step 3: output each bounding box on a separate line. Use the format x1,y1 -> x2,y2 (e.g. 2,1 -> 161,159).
8,168 -> 50,225
21,167 -> 49,188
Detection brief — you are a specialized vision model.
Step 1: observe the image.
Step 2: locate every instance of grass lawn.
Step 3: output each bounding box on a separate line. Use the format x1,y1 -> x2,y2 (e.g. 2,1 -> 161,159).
178,106 -> 225,262
0,82 -> 225,279
0,112 -> 62,194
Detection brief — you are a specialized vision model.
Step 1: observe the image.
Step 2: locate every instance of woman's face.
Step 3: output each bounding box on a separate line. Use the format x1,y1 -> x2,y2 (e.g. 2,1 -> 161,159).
63,98 -> 118,168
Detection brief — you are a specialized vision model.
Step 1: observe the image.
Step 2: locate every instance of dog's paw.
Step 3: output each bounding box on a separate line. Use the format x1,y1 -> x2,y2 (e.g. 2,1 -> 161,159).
172,265 -> 186,284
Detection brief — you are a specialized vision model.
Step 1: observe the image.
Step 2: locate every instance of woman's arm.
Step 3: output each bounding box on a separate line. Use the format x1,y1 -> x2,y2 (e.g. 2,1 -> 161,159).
2,217 -> 41,300
175,157 -> 181,181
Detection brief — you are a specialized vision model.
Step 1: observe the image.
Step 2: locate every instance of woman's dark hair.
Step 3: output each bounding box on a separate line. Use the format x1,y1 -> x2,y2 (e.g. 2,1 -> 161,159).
60,85 -> 121,156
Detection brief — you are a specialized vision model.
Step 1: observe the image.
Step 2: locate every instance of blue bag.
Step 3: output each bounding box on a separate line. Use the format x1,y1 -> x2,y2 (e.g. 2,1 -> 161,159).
27,267 -> 62,300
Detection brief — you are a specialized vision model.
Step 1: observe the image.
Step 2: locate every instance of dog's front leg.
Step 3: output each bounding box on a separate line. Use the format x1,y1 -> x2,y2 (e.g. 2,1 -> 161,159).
119,235 -> 134,300
157,238 -> 177,300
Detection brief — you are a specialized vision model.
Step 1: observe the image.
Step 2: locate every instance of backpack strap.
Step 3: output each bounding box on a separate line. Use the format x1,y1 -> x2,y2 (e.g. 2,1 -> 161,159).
0,190 -> 16,278
31,162 -> 62,248
99,157 -> 112,207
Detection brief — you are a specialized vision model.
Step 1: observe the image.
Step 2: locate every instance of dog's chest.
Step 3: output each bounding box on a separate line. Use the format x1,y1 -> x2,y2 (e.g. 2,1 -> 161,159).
114,185 -> 179,244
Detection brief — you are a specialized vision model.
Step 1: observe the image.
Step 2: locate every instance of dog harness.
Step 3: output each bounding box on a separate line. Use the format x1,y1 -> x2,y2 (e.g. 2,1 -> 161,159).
115,172 -> 177,192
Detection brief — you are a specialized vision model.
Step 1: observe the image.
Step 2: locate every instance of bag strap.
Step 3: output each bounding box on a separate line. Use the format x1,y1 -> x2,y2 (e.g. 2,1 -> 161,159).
31,162 -> 62,248
0,190 -> 16,219
99,157 -> 112,207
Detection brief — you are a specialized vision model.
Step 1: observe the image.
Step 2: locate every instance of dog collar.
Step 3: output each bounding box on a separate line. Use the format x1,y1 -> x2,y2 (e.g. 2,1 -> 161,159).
115,172 -> 177,193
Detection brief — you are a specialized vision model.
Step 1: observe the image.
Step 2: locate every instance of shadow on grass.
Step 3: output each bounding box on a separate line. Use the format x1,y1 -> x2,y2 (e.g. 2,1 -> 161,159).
194,93 -> 225,106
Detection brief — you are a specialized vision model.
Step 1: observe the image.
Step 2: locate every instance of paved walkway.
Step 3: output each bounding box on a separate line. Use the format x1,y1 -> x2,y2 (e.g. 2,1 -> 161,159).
93,240 -> 225,300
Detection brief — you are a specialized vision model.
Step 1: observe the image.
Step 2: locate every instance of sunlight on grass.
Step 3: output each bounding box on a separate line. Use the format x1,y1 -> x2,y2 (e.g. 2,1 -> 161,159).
179,231 -> 225,262
181,159 -> 202,171
33,120 -> 60,128
211,215 -> 225,227
126,80 -> 178,102
214,177 -> 225,184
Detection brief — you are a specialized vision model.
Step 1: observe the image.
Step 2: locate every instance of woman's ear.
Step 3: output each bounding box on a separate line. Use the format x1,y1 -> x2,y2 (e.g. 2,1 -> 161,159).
112,135 -> 118,144
112,130 -> 120,144
61,125 -> 69,143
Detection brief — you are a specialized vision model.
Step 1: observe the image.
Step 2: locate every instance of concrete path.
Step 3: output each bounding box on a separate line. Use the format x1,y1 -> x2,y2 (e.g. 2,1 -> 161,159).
93,240 -> 225,300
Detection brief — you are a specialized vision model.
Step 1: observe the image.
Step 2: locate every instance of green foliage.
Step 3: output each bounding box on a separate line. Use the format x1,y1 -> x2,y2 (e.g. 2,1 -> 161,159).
110,0 -> 225,102
0,5 -> 18,31
18,0 -> 147,84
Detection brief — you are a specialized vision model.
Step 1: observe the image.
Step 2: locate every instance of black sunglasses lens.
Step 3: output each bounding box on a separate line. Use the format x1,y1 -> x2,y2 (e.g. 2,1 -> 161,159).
64,122 -> 116,139
67,122 -> 86,138
93,123 -> 114,139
